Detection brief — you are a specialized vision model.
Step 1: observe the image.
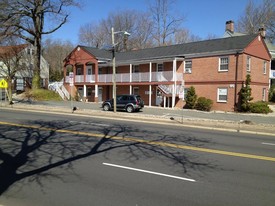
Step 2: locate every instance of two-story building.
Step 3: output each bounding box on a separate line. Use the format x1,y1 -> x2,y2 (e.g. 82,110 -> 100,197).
0,44 -> 49,91
63,33 -> 271,112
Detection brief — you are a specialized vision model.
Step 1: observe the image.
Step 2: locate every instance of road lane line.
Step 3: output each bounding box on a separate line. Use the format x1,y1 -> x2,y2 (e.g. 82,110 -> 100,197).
262,142 -> 275,146
103,162 -> 196,182
1,121 -> 275,162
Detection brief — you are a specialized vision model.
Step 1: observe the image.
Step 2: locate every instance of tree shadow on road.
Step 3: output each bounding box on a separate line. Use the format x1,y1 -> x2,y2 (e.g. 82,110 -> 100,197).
0,119 -> 216,196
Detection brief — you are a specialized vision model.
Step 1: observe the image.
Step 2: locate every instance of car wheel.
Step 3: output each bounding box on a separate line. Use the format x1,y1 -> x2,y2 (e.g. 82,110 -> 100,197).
103,104 -> 110,111
126,105 -> 134,113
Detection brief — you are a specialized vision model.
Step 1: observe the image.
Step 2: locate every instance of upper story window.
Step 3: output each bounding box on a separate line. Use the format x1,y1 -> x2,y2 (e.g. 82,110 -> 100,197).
87,65 -> 92,75
76,67 -> 83,75
157,63 -> 163,72
263,61 -> 267,74
219,57 -> 229,71
184,60 -> 192,73
27,48 -> 34,55
217,88 -> 228,102
246,56 -> 251,72
133,65 -> 140,73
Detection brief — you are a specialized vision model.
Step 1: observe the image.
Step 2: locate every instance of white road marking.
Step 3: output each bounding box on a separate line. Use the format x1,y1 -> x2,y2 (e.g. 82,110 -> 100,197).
103,162 -> 196,182
262,142 -> 275,146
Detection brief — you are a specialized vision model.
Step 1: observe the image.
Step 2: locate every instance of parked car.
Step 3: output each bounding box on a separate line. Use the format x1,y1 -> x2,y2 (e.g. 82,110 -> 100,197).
102,94 -> 144,113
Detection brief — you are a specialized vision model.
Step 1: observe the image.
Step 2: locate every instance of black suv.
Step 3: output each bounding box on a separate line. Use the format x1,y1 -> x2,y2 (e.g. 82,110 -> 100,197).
102,94 -> 144,113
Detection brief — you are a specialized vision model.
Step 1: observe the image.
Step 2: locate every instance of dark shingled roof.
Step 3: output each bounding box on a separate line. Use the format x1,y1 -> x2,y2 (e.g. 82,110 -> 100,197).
80,34 -> 258,62
80,46 -> 112,60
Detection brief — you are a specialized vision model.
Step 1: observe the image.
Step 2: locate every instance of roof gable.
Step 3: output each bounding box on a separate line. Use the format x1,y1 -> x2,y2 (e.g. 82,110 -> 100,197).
0,44 -> 28,58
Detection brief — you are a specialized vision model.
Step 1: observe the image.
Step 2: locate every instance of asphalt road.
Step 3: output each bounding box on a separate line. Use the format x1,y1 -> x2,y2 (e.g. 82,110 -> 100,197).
0,109 -> 275,206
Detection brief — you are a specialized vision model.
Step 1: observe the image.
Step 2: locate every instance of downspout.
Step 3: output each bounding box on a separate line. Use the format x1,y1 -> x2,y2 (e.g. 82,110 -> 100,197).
234,52 -> 240,111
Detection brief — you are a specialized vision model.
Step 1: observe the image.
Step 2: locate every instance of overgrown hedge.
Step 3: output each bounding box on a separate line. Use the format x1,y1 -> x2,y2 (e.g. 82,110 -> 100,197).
195,97 -> 213,111
249,101 -> 273,114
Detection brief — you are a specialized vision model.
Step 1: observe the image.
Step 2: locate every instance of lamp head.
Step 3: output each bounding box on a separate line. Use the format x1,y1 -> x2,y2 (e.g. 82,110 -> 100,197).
123,31 -> 131,36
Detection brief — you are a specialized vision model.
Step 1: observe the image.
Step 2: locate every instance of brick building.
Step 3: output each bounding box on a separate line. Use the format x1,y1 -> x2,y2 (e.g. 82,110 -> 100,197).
63,33 -> 271,112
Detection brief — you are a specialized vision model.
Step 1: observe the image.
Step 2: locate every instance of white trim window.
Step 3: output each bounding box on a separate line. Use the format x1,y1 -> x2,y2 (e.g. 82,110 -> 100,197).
184,60 -> 192,73
246,56 -> 251,72
219,57 -> 229,71
263,61 -> 267,74
157,63 -> 163,72
217,88 -> 228,102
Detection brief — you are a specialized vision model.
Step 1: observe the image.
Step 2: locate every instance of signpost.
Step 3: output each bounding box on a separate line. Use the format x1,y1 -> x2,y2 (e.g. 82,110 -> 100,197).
69,72 -> 74,112
0,79 -> 8,106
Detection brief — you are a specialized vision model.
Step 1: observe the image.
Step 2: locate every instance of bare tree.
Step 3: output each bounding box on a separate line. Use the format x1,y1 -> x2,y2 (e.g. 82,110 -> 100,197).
236,0 -> 275,42
149,0 -> 185,46
79,22 -> 109,48
78,10 -> 153,51
43,38 -> 74,81
0,0 -> 80,89
174,28 -> 202,44
0,43 -> 29,103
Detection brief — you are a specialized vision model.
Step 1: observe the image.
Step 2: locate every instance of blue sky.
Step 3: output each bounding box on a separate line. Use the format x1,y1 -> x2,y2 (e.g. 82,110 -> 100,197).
47,0 -> 263,45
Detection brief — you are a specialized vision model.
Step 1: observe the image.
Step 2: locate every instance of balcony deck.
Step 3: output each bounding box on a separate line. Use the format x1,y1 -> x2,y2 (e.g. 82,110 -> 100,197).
66,71 -> 183,84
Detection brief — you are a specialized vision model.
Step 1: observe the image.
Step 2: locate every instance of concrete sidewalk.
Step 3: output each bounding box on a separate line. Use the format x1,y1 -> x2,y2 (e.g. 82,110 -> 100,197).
1,99 -> 275,136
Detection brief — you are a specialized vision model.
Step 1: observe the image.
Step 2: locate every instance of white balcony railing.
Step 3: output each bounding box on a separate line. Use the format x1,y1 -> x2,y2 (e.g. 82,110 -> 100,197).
65,71 -> 183,83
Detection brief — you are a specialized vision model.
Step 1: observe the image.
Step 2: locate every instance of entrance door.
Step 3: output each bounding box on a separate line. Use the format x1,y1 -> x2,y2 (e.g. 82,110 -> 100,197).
78,87 -> 84,101
98,87 -> 103,102
156,88 -> 163,106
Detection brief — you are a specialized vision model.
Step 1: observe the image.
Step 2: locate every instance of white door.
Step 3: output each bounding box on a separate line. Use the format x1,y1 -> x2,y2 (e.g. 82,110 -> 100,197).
156,88 -> 163,106
98,87 -> 103,102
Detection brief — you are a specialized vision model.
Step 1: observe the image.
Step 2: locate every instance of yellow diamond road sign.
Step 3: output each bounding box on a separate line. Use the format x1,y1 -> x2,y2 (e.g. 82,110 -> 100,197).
0,79 -> 8,88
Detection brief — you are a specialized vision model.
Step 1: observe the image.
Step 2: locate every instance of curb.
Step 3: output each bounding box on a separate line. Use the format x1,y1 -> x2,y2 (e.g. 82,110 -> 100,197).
2,103 -> 275,137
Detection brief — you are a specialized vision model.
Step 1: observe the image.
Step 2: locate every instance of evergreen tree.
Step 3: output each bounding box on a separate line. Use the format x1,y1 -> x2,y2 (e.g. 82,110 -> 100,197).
240,74 -> 253,112
185,86 -> 197,109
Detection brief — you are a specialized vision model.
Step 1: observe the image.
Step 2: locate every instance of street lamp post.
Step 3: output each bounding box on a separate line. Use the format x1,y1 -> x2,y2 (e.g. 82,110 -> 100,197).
111,27 -> 130,113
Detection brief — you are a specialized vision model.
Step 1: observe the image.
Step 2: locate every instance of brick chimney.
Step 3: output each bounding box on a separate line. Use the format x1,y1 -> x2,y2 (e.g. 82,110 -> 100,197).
225,20 -> 234,33
258,27 -> 266,38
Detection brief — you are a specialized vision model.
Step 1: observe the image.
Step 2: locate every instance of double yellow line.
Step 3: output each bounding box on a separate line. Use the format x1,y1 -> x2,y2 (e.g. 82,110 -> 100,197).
1,121 -> 275,162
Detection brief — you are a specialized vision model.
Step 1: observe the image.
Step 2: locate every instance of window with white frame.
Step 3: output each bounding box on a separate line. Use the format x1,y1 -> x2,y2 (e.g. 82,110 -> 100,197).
246,56 -> 251,72
133,65 -> 140,73
219,57 -> 229,71
184,60 -> 192,73
262,88 -> 266,101
157,63 -> 163,72
263,61 -> 267,74
217,88 -> 228,102
86,65 -> 92,75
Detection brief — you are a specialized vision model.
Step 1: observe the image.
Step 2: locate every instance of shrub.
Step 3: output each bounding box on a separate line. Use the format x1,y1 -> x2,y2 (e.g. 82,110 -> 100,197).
195,97 -> 213,111
249,101 -> 273,114
185,86 -> 197,109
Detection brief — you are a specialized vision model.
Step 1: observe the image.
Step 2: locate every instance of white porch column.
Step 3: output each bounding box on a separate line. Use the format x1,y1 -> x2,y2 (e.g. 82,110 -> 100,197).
95,84 -> 98,99
172,58 -> 177,108
83,84 -> 87,98
130,64 -> 132,94
149,62 -> 152,107
164,96 -> 167,108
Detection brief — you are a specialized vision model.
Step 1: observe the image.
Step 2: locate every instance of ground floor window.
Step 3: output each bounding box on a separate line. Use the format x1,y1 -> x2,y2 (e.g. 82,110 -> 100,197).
133,87 -> 139,95
217,88 -> 228,102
